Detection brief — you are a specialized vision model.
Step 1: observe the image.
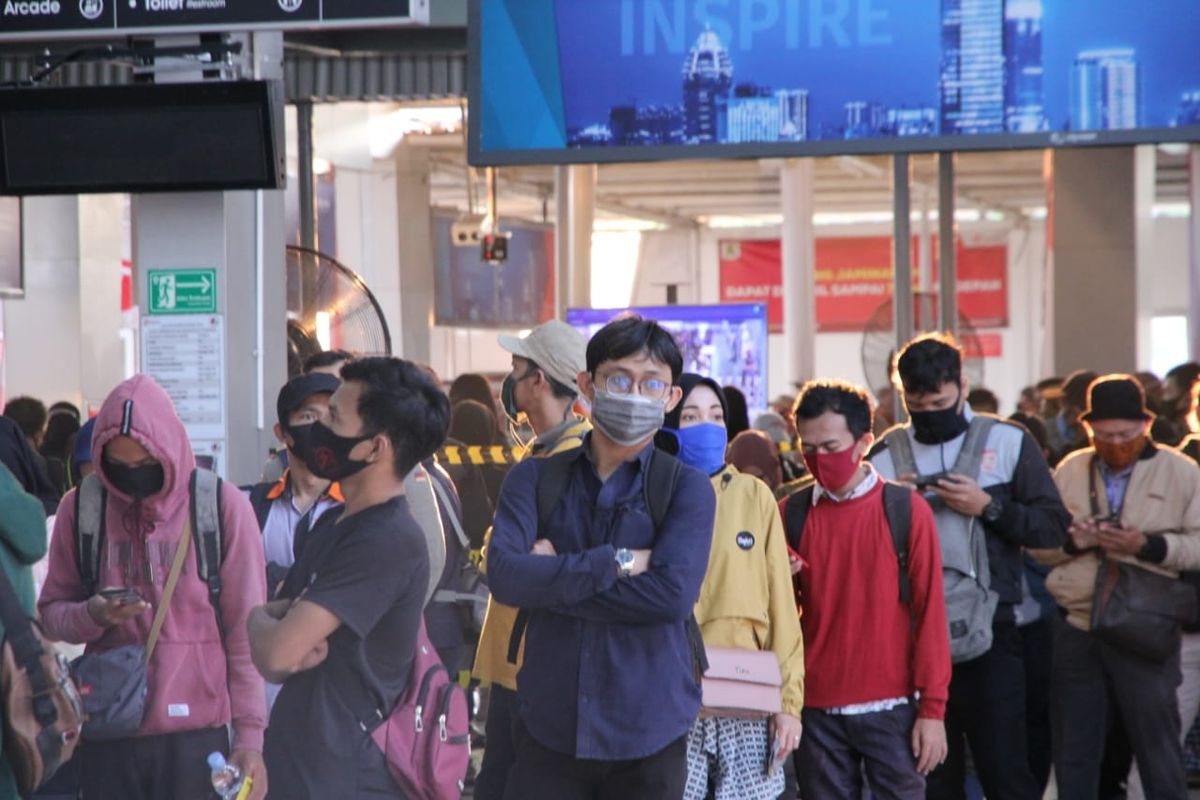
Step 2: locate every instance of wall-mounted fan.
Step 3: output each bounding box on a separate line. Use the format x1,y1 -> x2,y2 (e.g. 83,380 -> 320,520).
286,246 -> 392,376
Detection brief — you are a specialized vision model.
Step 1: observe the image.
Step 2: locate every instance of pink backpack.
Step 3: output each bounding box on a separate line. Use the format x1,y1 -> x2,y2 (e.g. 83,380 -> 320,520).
370,619 -> 470,799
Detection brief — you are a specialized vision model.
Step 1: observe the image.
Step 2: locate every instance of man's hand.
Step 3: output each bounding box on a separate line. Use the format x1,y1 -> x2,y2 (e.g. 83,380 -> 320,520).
259,599 -> 291,621
896,472 -> 919,491
770,712 -> 803,753
912,718 -> 947,776
297,639 -> 329,672
530,539 -> 557,557
629,550 -> 652,576
929,474 -> 992,518
789,553 -> 804,577
229,749 -> 268,800
1097,523 -> 1148,557
1068,519 -> 1100,550
86,595 -> 151,627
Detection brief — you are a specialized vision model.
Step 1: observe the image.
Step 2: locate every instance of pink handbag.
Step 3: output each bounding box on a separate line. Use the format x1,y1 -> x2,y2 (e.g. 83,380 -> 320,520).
700,647 -> 783,719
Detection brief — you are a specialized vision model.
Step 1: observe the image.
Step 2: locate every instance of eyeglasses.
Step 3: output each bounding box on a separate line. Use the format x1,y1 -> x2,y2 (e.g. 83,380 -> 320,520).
601,372 -> 671,399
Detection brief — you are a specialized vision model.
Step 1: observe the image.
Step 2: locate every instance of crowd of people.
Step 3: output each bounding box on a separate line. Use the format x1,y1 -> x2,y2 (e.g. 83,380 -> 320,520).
2,322 -> 1200,799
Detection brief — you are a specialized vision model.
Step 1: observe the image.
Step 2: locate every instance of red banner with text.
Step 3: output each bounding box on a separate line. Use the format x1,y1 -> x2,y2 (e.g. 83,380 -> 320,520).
718,237 -> 1008,334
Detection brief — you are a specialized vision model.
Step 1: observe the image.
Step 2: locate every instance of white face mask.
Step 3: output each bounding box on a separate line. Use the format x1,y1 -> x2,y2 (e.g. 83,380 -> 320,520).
589,389 -> 666,447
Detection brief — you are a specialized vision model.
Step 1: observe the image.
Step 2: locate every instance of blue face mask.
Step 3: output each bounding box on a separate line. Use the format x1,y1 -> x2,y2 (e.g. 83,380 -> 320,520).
669,423 -> 728,476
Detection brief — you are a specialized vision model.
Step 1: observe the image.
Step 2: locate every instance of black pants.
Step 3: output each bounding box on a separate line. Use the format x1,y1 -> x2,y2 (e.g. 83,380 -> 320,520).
1019,616 -> 1054,793
796,705 -> 925,800
1051,615 -> 1187,800
77,727 -> 229,800
925,619 -> 1040,800
503,727 -> 688,800
475,684 -> 520,800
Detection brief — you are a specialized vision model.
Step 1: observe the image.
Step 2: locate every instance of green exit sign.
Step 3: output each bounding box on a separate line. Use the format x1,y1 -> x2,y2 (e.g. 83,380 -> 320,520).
148,269 -> 217,315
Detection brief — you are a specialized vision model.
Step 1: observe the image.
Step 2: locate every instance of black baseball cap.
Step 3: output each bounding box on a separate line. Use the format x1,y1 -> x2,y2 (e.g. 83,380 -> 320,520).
276,373 -> 341,427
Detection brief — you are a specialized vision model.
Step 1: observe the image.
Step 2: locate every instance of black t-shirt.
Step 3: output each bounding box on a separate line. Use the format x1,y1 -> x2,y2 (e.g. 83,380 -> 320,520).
264,495 -> 429,799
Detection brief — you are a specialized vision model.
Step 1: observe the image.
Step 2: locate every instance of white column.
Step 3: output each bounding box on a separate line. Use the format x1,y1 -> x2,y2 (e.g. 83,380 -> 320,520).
780,159 -> 817,385
394,142 -> 436,362
555,165 -> 596,314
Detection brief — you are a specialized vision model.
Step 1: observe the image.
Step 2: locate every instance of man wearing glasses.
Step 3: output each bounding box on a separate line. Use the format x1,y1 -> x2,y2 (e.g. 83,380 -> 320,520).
486,316 -> 717,800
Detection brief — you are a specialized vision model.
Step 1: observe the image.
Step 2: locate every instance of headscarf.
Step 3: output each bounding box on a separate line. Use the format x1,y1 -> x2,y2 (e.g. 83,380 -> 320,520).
728,430 -> 783,490
449,400 -> 499,447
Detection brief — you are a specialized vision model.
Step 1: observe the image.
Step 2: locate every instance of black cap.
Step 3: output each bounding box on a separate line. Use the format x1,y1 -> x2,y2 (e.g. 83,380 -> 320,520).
276,373 -> 341,427
1081,375 -> 1155,423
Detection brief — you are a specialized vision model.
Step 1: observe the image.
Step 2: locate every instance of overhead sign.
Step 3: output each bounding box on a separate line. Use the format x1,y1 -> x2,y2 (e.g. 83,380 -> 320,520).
0,0 -> 428,41
471,0 -> 1200,165
149,268 -> 216,315
719,237 -> 1009,334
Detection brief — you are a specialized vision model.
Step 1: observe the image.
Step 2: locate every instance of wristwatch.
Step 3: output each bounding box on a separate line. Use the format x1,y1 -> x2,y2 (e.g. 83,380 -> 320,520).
615,548 -> 635,578
982,496 -> 1004,524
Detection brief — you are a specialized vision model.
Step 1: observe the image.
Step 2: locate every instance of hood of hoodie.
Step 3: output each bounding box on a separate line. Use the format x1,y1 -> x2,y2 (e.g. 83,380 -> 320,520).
92,374 -> 195,523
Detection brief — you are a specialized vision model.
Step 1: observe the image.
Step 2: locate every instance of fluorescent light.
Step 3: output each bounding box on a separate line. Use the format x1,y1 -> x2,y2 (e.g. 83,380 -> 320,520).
368,105 -> 464,158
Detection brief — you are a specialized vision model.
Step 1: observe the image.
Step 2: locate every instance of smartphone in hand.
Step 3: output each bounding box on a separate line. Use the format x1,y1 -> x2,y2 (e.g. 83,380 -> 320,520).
99,587 -> 143,605
765,727 -> 790,777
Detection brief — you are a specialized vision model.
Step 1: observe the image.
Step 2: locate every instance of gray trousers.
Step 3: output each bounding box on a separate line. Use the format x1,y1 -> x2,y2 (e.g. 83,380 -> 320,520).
1051,615 -> 1187,800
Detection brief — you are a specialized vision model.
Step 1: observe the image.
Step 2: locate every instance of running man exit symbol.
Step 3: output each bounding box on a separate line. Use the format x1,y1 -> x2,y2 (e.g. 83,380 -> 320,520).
148,269 -> 217,315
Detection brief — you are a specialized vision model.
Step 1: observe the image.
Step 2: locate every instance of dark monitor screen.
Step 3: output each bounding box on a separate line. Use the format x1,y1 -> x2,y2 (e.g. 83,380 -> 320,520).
0,81 -> 283,194
471,0 -> 1200,165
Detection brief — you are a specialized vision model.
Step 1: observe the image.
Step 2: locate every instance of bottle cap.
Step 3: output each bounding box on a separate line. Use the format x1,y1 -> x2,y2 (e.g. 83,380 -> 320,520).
207,752 -> 226,770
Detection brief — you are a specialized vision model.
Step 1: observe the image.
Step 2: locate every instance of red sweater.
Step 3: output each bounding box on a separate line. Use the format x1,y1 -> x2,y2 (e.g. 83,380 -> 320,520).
784,482 -> 951,720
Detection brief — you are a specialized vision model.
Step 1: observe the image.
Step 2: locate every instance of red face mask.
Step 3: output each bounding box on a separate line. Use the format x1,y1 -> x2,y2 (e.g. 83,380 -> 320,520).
803,446 -> 863,494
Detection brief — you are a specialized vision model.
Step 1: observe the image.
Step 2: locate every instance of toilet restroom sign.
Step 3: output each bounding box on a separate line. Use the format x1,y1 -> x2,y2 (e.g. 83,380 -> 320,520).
149,269 -> 217,315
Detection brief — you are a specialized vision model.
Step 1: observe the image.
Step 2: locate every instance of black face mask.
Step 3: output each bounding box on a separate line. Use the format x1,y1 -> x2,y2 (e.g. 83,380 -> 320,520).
286,422 -> 316,466
103,456 -> 165,499
910,392 -> 970,445
303,420 -> 375,481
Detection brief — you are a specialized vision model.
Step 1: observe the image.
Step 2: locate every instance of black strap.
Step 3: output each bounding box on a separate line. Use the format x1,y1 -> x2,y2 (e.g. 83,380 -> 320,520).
247,482 -> 274,533
882,483 -> 913,604
190,470 -> 228,643
0,556 -> 58,728
784,480 -> 913,604
73,476 -> 106,598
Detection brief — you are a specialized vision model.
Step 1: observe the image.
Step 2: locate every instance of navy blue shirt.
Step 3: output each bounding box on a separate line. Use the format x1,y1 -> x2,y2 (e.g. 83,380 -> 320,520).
487,437 -> 716,760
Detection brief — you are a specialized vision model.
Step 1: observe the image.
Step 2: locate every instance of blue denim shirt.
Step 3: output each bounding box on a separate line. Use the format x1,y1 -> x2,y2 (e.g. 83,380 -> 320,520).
487,437 -> 716,760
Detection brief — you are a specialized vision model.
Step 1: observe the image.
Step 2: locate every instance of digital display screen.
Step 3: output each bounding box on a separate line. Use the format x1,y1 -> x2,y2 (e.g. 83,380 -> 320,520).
566,303 -> 769,415
471,0 -> 1200,164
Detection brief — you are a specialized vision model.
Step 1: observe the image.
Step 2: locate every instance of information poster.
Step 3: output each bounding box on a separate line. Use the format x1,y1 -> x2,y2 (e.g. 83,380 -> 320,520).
140,314 -> 226,451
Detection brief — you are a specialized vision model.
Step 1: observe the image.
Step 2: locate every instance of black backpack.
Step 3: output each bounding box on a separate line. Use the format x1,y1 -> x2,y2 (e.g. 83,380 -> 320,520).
507,447 -> 707,673
782,481 -> 914,604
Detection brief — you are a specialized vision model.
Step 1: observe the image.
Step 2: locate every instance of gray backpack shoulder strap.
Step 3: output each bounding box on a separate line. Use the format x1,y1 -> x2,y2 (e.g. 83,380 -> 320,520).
405,465 -> 447,607
954,416 -> 999,479
74,474 -> 107,597
882,426 -> 918,478
430,473 -> 469,551
189,468 -> 227,640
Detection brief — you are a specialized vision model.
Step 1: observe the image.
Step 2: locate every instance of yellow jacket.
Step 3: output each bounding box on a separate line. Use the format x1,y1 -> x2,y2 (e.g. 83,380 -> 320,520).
472,418 -> 590,689
695,465 -> 805,716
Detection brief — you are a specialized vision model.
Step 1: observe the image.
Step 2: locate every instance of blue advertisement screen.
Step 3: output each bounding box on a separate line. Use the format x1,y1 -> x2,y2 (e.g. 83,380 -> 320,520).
566,303 -> 770,415
472,0 -> 1200,164
434,216 -> 556,328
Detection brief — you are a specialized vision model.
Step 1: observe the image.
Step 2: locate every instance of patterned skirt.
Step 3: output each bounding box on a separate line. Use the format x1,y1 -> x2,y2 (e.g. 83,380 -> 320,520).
685,716 -> 786,800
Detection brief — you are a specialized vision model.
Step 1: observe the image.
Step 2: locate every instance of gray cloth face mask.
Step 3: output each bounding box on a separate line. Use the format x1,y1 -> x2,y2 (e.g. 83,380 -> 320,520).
589,389 -> 666,447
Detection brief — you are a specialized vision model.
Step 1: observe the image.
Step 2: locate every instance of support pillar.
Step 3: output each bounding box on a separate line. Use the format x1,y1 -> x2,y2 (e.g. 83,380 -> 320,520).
394,142 -> 435,363
555,165 -> 596,314
780,159 -> 816,385
938,153 -> 958,334
1189,145 -> 1200,361
1047,146 -> 1154,375
132,32 -> 287,484
892,155 -> 914,421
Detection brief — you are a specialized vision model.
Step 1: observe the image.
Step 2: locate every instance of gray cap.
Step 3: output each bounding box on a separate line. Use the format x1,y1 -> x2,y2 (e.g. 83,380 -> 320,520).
498,320 -> 587,391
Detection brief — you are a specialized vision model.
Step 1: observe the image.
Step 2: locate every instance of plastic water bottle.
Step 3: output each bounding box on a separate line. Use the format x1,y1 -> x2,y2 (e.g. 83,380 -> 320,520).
207,752 -> 244,800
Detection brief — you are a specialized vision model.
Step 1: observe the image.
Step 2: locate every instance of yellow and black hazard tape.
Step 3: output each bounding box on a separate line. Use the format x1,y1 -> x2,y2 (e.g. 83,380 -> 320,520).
437,445 -> 528,466
438,439 -> 800,464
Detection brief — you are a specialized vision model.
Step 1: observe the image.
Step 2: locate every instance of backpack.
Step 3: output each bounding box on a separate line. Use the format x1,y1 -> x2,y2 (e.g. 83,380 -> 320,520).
782,481 -> 914,603
0,560 -> 84,795
365,615 -> 470,799
508,447 -> 708,675
882,416 -> 1000,663
429,475 -> 488,638
75,469 -> 228,640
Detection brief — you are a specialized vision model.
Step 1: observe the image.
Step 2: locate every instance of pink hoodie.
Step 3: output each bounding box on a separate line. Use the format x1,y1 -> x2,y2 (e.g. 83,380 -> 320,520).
39,375 -> 267,751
